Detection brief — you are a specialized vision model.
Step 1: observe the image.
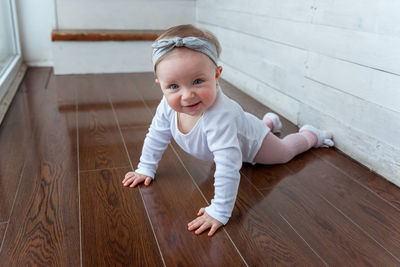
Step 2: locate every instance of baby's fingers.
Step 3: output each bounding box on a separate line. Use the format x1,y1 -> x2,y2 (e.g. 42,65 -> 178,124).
188,217 -> 203,231
197,207 -> 205,216
195,222 -> 211,235
144,177 -> 152,186
122,176 -> 135,187
130,176 -> 145,188
208,223 -> 221,237
122,172 -> 134,183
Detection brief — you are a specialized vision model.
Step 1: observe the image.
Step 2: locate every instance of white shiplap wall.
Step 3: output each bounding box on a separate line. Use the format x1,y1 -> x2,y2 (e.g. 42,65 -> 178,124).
56,0 -> 196,30
53,0 -> 196,74
196,0 -> 400,186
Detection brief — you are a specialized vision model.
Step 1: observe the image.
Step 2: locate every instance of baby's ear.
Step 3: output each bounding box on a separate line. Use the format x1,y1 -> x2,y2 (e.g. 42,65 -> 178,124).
155,78 -> 160,84
215,66 -> 223,79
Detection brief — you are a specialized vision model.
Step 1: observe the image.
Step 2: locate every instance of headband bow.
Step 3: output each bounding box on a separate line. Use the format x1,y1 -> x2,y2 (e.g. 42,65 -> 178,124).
152,37 -> 218,70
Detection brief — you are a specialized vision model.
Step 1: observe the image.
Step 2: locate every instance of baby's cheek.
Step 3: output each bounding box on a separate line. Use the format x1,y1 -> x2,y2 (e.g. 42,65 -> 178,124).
165,96 -> 180,110
202,90 -> 217,105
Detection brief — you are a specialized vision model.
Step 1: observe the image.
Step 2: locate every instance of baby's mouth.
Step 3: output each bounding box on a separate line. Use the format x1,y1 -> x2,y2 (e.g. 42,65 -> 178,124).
185,102 -> 200,108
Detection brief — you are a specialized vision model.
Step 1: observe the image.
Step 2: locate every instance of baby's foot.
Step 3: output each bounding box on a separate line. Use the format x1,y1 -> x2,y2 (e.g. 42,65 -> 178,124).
263,112 -> 282,133
299,125 -> 334,148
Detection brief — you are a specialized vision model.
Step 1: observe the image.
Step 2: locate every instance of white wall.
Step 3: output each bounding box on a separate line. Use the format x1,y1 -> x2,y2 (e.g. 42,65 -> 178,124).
53,0 -> 196,74
56,0 -> 196,30
17,0 -> 196,68
196,0 -> 400,186
17,0 -> 55,66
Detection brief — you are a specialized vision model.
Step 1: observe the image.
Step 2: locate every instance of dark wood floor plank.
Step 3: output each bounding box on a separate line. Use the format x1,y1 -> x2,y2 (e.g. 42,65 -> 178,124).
317,149 -> 400,210
122,127 -> 246,266
257,161 -> 399,265
3,69 -> 399,266
0,68 -> 54,222
172,145 -> 325,266
104,73 -> 154,129
283,152 -> 400,261
76,74 -> 130,170
80,167 -> 164,266
128,72 -> 163,113
240,163 -> 293,192
0,223 -> 6,244
0,99 -> 33,222
1,68 -> 46,124
0,69 -> 80,266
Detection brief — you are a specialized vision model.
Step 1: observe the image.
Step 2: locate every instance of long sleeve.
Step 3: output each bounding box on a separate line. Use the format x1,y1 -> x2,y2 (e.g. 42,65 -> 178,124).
204,110 -> 242,225
135,97 -> 172,178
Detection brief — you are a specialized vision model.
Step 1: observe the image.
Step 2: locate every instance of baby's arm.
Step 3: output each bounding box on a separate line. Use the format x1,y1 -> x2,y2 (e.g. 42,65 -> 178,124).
122,97 -> 172,185
189,112 -> 242,236
188,149 -> 242,236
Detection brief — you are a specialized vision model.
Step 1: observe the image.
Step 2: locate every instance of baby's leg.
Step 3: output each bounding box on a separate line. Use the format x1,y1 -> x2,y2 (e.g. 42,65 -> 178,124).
255,116 -> 333,164
254,132 -> 314,164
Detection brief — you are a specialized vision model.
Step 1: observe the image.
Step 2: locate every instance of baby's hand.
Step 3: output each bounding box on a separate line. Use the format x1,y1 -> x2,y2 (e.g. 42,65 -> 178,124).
188,208 -> 223,237
122,171 -> 152,188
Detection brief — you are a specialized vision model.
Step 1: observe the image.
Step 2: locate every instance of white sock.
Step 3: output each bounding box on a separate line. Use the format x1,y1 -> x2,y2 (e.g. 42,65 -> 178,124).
299,125 -> 334,148
263,112 -> 282,133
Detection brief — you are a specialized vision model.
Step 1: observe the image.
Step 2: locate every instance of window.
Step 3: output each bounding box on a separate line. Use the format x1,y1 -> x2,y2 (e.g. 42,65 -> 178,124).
0,0 -> 22,121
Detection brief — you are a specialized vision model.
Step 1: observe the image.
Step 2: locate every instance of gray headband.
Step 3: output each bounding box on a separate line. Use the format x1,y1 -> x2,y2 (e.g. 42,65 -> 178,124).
152,36 -> 218,70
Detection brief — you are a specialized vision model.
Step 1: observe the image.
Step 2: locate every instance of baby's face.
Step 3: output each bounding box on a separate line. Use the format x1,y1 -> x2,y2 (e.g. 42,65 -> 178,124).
155,48 -> 221,117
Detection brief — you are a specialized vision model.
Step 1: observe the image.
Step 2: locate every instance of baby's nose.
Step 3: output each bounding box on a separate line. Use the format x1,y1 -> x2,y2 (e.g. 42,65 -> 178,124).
182,89 -> 195,100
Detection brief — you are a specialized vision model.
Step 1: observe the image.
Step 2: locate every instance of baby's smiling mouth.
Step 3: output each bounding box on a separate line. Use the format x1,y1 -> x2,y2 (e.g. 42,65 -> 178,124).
184,102 -> 200,108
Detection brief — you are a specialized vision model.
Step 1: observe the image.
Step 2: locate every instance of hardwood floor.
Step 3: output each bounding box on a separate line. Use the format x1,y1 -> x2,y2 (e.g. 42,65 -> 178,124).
0,67 -> 399,266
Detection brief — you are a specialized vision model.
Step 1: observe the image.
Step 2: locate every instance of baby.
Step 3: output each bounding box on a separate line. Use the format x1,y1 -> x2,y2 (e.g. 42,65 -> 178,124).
122,24 -> 333,236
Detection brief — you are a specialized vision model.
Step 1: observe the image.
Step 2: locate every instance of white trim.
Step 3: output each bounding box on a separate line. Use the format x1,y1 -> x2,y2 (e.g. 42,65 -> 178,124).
10,0 -> 21,55
0,56 -> 22,100
0,0 -> 24,124
0,63 -> 27,125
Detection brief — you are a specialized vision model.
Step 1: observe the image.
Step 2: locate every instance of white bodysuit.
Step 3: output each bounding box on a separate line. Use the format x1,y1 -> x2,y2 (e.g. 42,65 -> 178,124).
135,87 -> 269,224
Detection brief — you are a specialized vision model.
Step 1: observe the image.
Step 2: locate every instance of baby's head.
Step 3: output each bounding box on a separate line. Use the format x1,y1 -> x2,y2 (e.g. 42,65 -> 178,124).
152,25 -> 223,117
152,24 -> 221,71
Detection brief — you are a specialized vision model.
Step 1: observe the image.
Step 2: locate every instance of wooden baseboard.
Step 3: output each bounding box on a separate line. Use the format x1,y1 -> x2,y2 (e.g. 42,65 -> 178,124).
52,29 -> 163,42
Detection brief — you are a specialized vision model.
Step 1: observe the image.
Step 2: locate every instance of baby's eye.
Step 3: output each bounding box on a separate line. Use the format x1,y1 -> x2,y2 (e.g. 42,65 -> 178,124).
169,84 -> 179,90
193,79 -> 203,85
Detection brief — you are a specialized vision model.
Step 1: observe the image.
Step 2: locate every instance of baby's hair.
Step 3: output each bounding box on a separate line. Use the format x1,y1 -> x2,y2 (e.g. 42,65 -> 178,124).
154,24 -> 221,68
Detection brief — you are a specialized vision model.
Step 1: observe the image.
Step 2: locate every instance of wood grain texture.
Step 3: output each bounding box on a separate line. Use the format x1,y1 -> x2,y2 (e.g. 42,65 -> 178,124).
0,223 -> 6,242
2,69 -> 400,266
0,70 -> 43,221
0,106 -> 30,221
80,167 -> 164,266
318,149 -> 400,210
172,144 -> 325,266
122,127 -> 246,266
0,68 -> 53,222
263,178 -> 400,265
104,73 -> 154,129
242,150 -> 400,266
242,144 -> 400,265
286,152 -> 400,260
127,72 -> 163,114
0,68 -> 80,266
77,74 -> 130,170
52,29 -> 162,41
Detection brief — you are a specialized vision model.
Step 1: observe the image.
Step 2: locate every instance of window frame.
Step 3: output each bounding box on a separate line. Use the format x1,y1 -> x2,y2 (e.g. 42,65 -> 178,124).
0,0 -> 23,102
